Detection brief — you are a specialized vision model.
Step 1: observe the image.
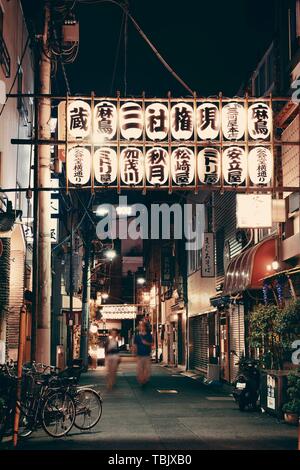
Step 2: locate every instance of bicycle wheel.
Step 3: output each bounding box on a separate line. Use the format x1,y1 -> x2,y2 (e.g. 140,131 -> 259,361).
74,388 -> 102,430
0,398 -> 9,442
18,401 -> 34,439
42,391 -> 75,438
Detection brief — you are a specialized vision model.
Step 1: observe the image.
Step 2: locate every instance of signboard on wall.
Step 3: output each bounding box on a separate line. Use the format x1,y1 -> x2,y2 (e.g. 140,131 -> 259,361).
236,194 -> 272,228
57,97 -> 274,193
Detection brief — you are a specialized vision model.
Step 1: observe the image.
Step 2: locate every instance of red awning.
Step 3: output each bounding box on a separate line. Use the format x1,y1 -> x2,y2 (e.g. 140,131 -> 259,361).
223,237 -> 276,296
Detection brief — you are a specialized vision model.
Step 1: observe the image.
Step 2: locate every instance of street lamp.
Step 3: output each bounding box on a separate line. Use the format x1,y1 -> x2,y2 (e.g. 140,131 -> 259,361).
137,276 -> 146,285
104,249 -> 117,261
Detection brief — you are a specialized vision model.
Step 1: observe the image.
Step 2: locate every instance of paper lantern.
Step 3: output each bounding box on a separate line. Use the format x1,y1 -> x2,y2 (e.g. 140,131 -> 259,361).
222,103 -> 245,140
198,147 -> 220,184
94,147 -> 117,184
67,100 -> 91,139
171,103 -> 194,140
248,146 -> 272,184
145,103 -> 169,140
67,146 -> 91,185
145,147 -> 169,185
197,103 -> 220,140
120,147 -> 144,184
171,147 -> 195,185
223,146 -> 247,185
120,102 -> 143,140
248,102 -> 272,140
94,101 -> 117,141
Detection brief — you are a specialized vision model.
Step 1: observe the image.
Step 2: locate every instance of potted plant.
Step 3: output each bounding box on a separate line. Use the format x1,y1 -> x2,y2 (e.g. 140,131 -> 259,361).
282,373 -> 300,425
249,301 -> 300,416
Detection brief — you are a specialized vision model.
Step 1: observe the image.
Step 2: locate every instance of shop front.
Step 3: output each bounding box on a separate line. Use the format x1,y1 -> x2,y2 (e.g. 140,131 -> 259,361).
218,236 -> 277,383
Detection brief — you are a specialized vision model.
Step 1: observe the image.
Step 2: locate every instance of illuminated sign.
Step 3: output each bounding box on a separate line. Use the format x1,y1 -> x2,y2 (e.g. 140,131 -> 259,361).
58,97 -> 274,192
236,194 -> 272,228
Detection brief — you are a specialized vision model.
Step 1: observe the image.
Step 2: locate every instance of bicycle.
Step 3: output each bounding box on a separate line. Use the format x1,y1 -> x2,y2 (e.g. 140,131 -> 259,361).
0,362 -> 76,440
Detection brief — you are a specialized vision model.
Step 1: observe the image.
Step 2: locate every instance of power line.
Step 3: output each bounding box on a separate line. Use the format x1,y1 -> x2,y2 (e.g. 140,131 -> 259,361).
72,0 -> 194,95
0,35 -> 31,118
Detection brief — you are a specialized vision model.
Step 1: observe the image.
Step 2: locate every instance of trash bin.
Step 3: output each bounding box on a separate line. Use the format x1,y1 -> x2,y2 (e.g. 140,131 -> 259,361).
260,369 -> 289,418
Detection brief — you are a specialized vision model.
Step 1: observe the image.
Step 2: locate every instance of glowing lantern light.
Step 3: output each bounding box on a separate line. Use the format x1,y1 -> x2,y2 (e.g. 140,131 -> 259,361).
197,103 -> 220,140
94,101 -> 117,141
171,103 -> 194,140
171,147 -> 195,185
145,147 -> 169,185
94,147 -> 117,184
120,147 -> 144,185
67,100 -> 91,139
248,146 -> 272,185
198,147 -> 221,184
67,146 -> 91,185
223,146 -> 247,185
222,102 -> 245,140
248,102 -> 272,140
120,102 -> 143,140
145,103 -> 169,140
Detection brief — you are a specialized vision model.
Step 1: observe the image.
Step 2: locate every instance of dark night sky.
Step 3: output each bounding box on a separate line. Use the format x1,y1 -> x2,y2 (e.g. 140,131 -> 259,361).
61,0 -> 276,98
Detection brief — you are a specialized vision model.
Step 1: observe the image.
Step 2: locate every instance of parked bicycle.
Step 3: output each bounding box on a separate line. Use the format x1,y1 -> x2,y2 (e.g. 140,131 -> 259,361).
0,360 -> 103,441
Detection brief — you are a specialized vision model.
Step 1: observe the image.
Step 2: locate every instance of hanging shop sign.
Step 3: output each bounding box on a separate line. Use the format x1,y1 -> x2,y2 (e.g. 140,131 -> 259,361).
201,232 -> 215,278
58,97 -> 274,192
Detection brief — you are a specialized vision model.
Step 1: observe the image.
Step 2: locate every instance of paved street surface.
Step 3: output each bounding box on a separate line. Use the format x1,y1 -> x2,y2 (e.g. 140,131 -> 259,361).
1,363 -> 298,450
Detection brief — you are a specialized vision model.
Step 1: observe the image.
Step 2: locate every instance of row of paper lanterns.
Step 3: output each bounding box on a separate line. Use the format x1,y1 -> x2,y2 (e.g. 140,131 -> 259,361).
67,145 -> 273,186
64,99 -> 272,141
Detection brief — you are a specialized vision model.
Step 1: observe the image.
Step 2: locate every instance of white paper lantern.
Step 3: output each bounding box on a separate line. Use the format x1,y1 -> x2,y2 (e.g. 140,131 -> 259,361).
171,103 -> 194,140
67,100 -> 91,139
145,103 -> 169,140
222,102 -> 245,140
145,147 -> 169,185
94,101 -> 117,141
94,147 -> 117,184
248,146 -> 272,185
120,147 -> 144,185
171,147 -> 195,185
248,102 -> 272,140
120,102 -> 143,140
198,147 -> 221,184
223,146 -> 247,185
197,103 -> 220,140
67,146 -> 91,185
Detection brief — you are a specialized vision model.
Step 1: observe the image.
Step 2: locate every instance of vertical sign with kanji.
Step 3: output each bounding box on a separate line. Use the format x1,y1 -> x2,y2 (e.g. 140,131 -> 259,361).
201,233 -> 215,278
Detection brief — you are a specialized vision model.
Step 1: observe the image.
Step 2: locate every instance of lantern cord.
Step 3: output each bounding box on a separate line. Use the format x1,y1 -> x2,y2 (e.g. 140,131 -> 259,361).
76,0 -> 194,95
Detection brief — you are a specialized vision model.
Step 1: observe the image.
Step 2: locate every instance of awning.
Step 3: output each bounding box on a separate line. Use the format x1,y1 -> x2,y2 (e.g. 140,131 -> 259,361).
223,237 -> 276,296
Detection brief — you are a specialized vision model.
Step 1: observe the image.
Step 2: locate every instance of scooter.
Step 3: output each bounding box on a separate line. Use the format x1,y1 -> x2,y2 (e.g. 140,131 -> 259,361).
231,350 -> 260,411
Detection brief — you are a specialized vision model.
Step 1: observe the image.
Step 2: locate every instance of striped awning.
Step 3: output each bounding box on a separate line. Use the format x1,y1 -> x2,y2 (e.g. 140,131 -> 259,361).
223,237 -> 276,296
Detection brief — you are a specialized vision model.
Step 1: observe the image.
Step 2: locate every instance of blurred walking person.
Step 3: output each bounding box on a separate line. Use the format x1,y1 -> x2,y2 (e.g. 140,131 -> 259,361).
133,321 -> 153,386
105,329 -> 121,390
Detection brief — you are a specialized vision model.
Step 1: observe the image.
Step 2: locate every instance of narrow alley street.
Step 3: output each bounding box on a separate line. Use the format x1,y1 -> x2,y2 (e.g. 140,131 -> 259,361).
2,363 -> 297,451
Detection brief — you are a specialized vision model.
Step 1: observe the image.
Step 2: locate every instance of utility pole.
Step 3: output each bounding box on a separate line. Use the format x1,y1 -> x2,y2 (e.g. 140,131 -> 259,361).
67,210 -> 74,365
80,225 -> 91,370
36,3 -> 52,364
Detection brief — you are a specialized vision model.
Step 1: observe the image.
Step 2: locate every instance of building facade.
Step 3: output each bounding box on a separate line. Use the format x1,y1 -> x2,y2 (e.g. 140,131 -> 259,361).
0,0 -> 34,361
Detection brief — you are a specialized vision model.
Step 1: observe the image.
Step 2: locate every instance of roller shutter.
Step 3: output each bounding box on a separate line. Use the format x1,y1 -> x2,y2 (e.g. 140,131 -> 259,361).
190,314 -> 208,372
229,304 -> 245,383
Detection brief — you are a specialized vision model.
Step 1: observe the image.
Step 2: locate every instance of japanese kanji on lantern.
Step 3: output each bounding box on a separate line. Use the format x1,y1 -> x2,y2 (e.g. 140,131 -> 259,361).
60,95 -> 275,192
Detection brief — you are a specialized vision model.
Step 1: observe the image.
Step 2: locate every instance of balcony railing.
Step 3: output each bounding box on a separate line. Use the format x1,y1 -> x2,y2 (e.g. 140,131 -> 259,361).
0,32 -> 10,78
